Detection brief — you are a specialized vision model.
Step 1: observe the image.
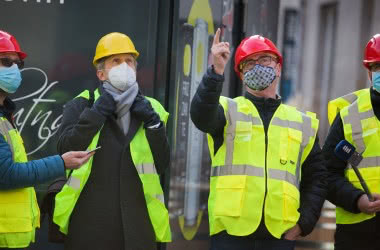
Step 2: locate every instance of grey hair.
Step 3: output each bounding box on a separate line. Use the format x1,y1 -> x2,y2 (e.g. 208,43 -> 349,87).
95,54 -> 138,71
95,57 -> 108,71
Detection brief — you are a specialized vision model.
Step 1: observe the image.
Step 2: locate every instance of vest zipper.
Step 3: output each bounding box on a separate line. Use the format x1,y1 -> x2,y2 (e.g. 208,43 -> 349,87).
261,130 -> 268,222
261,101 -> 276,227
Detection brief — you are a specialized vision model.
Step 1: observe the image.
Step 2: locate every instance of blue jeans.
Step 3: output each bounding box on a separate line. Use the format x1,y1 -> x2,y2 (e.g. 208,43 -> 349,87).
210,232 -> 296,250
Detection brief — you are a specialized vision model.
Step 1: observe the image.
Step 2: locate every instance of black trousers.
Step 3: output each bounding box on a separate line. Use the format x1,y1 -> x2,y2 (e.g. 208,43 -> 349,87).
335,215 -> 380,250
210,231 -> 295,250
0,248 -> 26,250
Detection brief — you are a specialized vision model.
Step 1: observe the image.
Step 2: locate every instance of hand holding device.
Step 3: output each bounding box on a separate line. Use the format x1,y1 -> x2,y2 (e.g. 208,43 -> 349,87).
61,151 -> 95,170
334,140 -> 373,201
87,146 -> 101,154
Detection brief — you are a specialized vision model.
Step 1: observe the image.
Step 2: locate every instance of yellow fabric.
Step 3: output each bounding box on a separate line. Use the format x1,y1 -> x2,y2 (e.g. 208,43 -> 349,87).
336,88 -> 380,224
207,96 -> 318,239
130,97 -> 171,242
93,32 -> 139,65
54,89 -> 171,242
0,117 -> 40,248
327,89 -> 368,125
53,130 -> 101,234
265,104 -> 318,238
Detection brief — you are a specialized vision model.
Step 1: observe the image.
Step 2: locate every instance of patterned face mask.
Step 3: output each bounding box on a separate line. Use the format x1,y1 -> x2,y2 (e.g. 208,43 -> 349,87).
243,64 -> 276,91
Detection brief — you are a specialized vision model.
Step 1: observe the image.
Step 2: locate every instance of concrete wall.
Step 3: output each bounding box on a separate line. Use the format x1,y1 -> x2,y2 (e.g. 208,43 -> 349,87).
371,1 -> 380,40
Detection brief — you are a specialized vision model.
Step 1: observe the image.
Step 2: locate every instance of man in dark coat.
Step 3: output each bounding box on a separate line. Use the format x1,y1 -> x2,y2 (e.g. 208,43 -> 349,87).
323,34 -> 380,250
56,32 -> 170,250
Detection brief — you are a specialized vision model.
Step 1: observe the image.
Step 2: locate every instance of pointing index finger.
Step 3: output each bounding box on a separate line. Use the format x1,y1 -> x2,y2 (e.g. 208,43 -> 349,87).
213,28 -> 221,45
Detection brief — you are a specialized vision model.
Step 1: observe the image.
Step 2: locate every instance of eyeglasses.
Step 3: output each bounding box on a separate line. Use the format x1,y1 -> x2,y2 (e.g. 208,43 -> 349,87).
240,56 -> 277,71
0,57 -> 24,69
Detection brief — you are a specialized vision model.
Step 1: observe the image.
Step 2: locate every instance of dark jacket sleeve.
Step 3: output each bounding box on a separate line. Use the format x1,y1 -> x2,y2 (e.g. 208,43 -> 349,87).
322,114 -> 364,213
57,97 -> 106,154
297,135 -> 328,236
145,123 -> 170,175
0,134 -> 65,190
190,66 -> 226,136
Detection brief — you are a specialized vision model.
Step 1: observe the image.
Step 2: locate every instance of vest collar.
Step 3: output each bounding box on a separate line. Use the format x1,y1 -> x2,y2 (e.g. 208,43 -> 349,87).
244,92 -> 281,107
0,97 -> 16,125
0,97 -> 15,114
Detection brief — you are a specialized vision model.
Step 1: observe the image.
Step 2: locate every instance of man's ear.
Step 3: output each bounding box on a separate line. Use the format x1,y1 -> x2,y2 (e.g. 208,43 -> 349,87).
275,63 -> 282,77
96,69 -> 107,81
240,71 -> 244,81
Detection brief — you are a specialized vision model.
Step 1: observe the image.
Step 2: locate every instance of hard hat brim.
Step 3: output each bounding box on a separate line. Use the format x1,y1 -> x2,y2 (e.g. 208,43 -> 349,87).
363,58 -> 380,69
0,50 -> 27,60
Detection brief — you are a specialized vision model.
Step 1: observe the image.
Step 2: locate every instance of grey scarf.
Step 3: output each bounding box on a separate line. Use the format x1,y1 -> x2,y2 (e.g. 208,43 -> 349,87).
103,81 -> 139,135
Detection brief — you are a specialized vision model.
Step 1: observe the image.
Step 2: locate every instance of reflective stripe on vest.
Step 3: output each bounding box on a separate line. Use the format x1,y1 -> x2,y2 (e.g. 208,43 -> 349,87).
53,89 -> 171,242
327,88 -> 368,125
66,175 -> 81,190
136,163 -> 158,174
0,117 -> 40,248
207,96 -> 318,239
211,165 -> 264,177
65,163 -> 160,190
336,89 -> 380,224
222,98 -> 316,189
342,100 -> 373,153
0,120 -> 14,159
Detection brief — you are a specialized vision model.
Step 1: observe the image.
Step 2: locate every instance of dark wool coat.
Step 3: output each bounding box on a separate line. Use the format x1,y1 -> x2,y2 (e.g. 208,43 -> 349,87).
57,86 -> 170,250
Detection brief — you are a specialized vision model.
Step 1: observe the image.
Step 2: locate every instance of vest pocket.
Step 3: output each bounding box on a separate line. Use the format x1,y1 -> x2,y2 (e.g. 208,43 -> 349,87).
282,183 -> 300,223
214,176 -> 246,217
0,202 -> 33,233
235,122 -> 252,142
287,129 -> 302,165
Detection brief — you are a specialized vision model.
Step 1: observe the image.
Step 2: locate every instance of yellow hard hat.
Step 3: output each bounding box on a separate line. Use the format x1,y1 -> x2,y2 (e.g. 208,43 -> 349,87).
93,32 -> 139,66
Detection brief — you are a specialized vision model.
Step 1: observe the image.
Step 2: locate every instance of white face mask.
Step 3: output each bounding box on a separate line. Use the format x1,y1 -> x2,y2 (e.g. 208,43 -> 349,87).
107,62 -> 136,91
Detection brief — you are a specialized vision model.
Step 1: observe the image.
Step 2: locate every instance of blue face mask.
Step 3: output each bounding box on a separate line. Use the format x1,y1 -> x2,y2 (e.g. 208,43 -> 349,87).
0,64 -> 22,94
373,71 -> 380,92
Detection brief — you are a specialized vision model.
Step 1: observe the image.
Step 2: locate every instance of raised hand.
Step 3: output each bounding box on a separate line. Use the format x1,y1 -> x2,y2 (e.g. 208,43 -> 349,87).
211,28 -> 230,75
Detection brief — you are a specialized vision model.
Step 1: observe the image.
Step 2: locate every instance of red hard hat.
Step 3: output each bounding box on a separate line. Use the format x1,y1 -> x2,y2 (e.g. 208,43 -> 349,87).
363,34 -> 380,69
234,35 -> 282,78
0,30 -> 27,60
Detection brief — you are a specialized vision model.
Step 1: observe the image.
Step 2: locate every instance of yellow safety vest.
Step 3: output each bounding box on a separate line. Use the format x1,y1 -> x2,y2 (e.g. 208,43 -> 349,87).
328,88 -> 380,224
207,96 -> 319,239
53,89 -> 171,242
327,89 -> 368,125
0,117 -> 40,248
